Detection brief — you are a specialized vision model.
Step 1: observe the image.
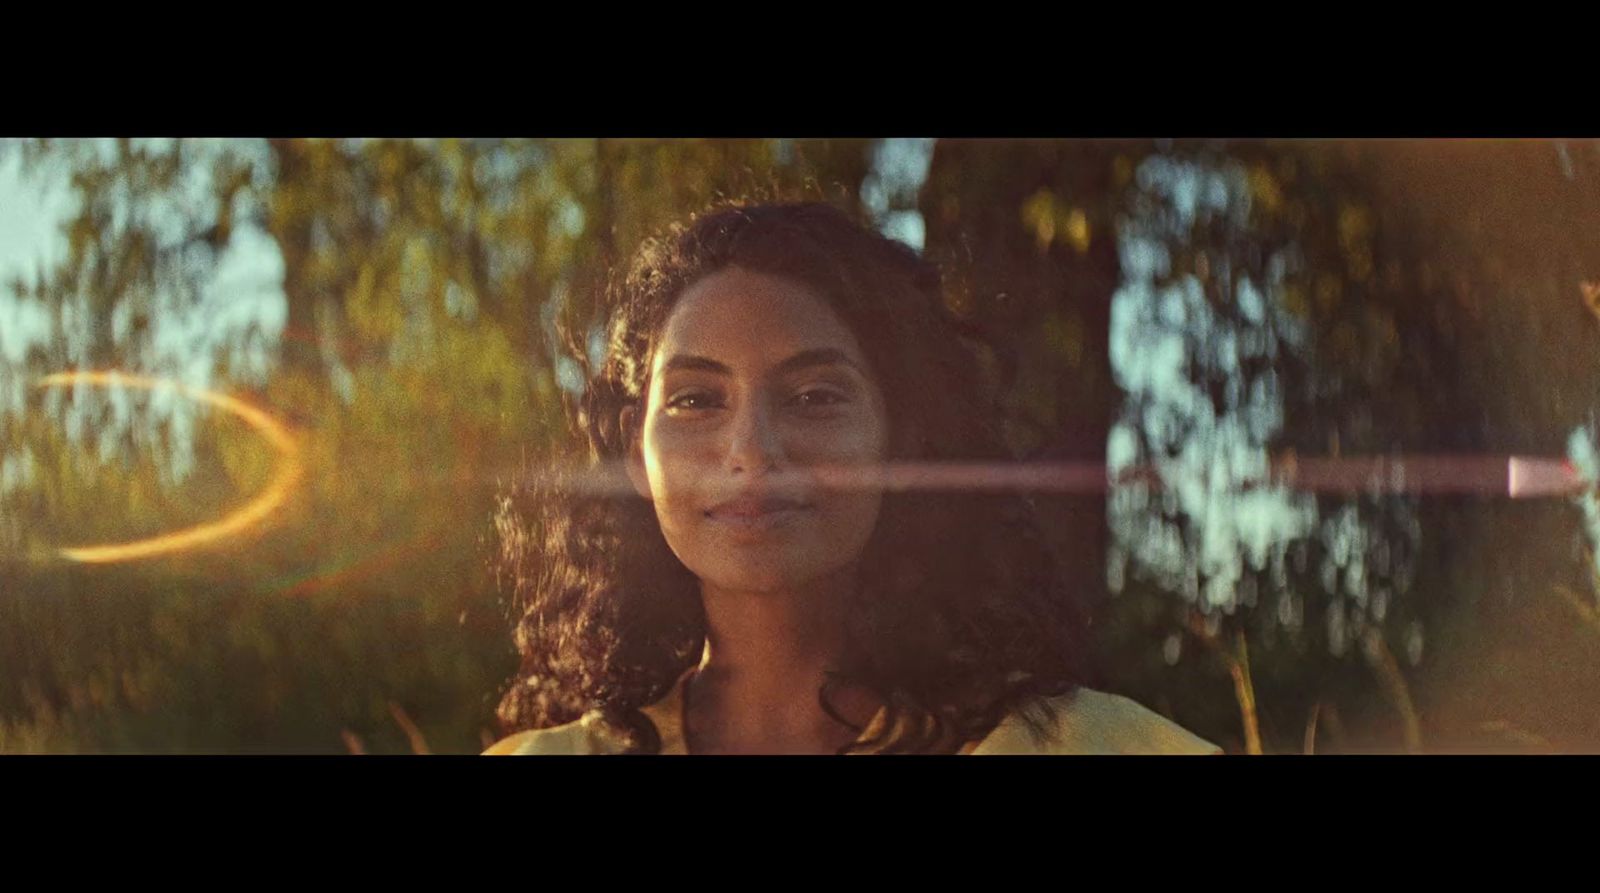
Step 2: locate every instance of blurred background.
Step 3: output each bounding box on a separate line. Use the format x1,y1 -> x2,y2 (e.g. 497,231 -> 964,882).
2,138 -> 1598,754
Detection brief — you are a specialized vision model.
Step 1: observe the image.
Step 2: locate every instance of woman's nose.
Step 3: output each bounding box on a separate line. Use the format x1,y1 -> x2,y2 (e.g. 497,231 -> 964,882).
725,399 -> 784,473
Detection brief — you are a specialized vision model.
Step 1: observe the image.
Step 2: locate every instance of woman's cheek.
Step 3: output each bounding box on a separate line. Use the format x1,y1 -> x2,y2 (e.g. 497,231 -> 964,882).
653,473 -> 701,535
651,495 -> 702,576
825,490 -> 884,554
643,426 -> 698,502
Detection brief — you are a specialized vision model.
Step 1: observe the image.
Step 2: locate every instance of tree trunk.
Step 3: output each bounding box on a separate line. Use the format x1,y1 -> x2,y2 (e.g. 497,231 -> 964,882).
266,139 -> 325,382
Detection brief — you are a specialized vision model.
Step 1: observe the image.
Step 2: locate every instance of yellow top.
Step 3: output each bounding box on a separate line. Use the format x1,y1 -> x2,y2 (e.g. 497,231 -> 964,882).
484,668 -> 1220,755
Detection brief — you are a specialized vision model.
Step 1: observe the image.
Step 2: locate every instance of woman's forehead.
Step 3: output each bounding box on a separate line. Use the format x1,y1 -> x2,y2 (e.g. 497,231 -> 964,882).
653,268 -> 869,374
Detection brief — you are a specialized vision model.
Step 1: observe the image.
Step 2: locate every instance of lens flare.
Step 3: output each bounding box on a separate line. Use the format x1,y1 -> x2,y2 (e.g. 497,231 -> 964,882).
513,455 -> 1587,499
33,370 -> 303,564
263,528 -> 444,598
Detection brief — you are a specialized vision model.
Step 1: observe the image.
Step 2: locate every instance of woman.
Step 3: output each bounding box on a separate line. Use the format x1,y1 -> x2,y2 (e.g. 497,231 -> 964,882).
485,202 -> 1217,755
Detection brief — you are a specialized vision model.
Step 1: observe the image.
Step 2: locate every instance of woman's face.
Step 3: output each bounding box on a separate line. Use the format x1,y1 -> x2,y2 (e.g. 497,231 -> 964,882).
625,267 -> 891,596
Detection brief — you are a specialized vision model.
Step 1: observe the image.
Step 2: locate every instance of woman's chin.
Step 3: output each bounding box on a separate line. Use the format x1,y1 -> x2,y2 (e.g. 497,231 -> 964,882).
693,560 -> 838,597
702,571 -> 800,596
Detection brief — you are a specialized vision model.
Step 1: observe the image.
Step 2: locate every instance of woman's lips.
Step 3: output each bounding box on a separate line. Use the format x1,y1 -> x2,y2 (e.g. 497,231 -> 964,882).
704,502 -> 813,536
705,494 -> 810,517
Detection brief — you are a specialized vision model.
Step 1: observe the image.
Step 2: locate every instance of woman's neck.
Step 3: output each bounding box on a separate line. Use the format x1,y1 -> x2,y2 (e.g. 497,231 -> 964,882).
688,569 -> 880,754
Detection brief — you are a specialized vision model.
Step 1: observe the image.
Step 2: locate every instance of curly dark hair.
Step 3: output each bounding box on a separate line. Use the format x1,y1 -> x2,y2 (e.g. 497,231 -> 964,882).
494,201 -> 1090,753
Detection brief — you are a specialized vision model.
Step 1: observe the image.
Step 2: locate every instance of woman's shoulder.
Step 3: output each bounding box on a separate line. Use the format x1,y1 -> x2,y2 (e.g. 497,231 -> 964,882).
481,712 -> 633,756
971,687 -> 1222,755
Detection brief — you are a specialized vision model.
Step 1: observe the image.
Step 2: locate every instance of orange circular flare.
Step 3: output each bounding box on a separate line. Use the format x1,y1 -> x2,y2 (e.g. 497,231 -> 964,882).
33,370 -> 303,564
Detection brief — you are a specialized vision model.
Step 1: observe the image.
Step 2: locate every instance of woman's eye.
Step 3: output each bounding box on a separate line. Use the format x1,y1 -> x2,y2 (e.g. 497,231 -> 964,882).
790,389 -> 847,409
666,392 -> 722,411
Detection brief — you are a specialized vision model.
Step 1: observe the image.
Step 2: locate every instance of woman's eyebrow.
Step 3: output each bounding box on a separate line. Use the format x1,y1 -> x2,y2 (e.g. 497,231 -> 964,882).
660,348 -> 864,378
